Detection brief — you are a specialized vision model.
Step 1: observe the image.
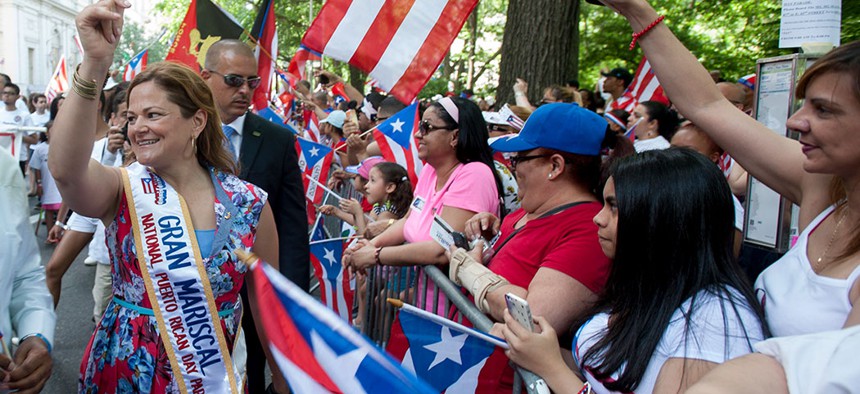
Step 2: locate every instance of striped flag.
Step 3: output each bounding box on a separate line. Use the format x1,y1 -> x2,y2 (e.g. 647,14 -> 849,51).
287,45 -> 322,81
123,49 -> 148,82
250,0 -> 277,111
296,137 -> 334,207
309,221 -> 354,321
248,259 -> 436,393
301,0 -> 479,104
611,57 -> 670,113
303,109 -> 322,143
45,55 -> 68,102
371,102 -> 423,186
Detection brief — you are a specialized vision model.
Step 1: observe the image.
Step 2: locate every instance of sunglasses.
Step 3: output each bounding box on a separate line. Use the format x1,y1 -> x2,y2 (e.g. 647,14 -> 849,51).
509,154 -> 552,169
209,70 -> 262,89
417,120 -> 452,136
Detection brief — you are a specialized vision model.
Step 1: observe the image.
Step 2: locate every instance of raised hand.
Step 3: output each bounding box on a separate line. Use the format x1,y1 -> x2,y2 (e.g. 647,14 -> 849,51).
75,0 -> 131,66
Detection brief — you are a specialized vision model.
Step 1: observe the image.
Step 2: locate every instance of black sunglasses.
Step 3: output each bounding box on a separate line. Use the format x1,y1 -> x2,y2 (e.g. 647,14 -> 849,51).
209,70 -> 262,89
418,120 -> 452,136
509,154 -> 552,169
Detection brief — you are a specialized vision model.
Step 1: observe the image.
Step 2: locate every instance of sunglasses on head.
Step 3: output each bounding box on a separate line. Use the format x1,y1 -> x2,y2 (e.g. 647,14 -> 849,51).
209,70 -> 262,89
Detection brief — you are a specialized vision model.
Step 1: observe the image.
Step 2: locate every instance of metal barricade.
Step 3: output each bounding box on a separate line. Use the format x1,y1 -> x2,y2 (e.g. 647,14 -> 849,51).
359,264 -> 547,394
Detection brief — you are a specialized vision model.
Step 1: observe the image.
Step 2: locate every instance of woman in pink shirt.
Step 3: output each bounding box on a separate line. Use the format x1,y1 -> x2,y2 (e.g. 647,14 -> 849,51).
345,97 -> 504,311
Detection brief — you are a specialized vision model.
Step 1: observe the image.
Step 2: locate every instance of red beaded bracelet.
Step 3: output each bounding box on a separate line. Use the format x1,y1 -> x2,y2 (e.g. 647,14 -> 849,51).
629,15 -> 665,50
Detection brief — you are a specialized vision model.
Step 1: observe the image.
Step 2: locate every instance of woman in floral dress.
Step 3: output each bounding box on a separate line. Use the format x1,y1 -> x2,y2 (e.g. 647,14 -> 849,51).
49,1 -> 285,392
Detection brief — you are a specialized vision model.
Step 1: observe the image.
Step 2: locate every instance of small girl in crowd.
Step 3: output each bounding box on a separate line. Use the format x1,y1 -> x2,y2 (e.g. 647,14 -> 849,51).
321,160 -> 412,238
29,120 -> 62,244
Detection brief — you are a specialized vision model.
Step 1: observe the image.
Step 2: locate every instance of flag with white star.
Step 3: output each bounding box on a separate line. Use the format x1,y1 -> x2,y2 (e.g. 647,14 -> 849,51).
251,262 -> 436,394
295,137 -> 334,207
386,308 -> 510,393
372,102 -> 423,186
309,220 -> 354,322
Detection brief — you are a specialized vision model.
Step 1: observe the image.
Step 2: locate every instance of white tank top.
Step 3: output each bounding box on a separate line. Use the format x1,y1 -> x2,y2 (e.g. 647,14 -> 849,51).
755,205 -> 860,337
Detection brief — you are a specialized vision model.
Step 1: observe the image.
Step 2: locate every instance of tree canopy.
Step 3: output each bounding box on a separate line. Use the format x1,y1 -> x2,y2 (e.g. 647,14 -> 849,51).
143,0 -> 859,98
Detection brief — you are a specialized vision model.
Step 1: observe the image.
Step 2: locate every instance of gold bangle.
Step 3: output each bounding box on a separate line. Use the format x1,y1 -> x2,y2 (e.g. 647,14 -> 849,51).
72,65 -> 99,100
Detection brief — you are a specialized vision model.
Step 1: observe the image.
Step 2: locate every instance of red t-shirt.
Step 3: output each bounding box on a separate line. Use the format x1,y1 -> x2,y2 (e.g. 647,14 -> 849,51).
488,203 -> 610,294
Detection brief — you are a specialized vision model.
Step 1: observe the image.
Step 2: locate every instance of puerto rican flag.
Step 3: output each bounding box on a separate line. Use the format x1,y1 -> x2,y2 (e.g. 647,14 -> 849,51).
123,49 -> 148,82
611,57 -> 670,113
288,44 -> 322,81
250,0 -> 277,111
301,0 -> 479,104
303,109 -> 322,143
719,152 -> 734,179
372,102 -> 423,186
309,221 -> 354,322
250,260 -> 436,393
386,308 -> 510,393
296,137 -> 333,207
45,55 -> 69,102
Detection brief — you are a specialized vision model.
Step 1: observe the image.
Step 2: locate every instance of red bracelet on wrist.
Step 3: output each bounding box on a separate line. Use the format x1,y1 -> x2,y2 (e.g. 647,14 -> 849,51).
629,15 -> 665,50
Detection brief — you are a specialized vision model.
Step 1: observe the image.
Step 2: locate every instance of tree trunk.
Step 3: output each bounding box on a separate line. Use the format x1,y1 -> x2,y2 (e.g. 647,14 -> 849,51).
497,0 -> 581,107
348,65 -> 366,95
465,7 -> 479,90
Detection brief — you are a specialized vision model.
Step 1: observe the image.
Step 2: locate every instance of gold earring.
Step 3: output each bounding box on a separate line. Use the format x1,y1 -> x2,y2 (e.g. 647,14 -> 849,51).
191,136 -> 197,155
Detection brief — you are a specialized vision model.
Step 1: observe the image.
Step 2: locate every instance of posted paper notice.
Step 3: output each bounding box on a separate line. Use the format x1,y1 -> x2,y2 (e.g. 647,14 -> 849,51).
779,0 -> 841,48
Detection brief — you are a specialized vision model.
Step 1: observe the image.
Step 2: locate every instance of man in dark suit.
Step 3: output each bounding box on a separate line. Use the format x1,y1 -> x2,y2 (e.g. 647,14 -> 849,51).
203,39 -> 308,393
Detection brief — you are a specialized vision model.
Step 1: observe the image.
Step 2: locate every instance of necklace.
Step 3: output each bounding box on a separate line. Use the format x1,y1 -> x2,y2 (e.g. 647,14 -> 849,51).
816,207 -> 849,269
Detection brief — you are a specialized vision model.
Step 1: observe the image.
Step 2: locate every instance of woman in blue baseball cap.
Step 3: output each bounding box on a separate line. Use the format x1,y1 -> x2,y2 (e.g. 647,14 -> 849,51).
446,102 -> 632,389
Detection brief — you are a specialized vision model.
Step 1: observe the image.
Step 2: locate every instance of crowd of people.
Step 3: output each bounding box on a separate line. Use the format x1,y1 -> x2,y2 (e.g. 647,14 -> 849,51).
1,0 -> 859,392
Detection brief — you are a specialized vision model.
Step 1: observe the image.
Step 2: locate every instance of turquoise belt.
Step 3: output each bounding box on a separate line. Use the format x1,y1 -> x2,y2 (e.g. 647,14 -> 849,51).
113,296 -> 235,317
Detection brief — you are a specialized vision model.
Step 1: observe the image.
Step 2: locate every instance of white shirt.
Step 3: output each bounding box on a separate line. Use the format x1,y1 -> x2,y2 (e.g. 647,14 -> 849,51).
0,107 -> 33,160
574,288 -> 763,393
633,135 -> 671,153
755,325 -> 860,393
29,142 -> 62,205
223,114 -> 246,160
755,205 -> 860,337
26,111 -> 50,127
0,150 -> 56,350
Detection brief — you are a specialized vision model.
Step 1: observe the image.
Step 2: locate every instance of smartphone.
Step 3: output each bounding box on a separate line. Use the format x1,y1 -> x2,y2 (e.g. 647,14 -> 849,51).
505,293 -> 534,331
452,231 -> 471,250
121,122 -> 130,142
317,74 -> 330,85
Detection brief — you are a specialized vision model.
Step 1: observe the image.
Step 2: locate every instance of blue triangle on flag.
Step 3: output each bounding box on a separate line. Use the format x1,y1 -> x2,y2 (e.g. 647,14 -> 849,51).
297,138 -> 332,168
399,310 -> 495,391
376,102 -> 418,149
267,268 -> 436,393
258,106 -> 285,124
311,239 -> 343,281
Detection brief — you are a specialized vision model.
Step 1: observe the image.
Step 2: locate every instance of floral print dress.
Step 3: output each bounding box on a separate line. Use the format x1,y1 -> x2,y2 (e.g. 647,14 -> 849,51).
79,169 -> 267,393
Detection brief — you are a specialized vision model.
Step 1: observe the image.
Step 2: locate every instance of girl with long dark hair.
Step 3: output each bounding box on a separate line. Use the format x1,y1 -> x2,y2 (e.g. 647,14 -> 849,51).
503,148 -> 767,393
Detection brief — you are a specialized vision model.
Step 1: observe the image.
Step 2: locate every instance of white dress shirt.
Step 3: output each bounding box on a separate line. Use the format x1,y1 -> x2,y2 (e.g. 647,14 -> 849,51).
0,150 -> 56,351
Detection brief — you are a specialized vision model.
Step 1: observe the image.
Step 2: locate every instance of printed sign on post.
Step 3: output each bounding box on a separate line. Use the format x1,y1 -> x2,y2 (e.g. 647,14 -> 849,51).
779,0 -> 841,48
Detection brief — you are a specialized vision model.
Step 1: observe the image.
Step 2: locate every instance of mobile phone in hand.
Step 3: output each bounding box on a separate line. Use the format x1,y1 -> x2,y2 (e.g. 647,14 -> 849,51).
505,293 -> 534,331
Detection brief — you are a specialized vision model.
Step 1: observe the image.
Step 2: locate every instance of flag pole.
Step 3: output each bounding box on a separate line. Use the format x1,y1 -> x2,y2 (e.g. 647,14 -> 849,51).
305,174 -> 343,202
387,298 -> 509,349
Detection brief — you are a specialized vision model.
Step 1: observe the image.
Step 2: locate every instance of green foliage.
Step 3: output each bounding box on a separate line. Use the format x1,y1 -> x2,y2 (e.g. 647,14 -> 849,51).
146,0 -> 859,98
112,22 -> 169,73
578,0 -> 789,90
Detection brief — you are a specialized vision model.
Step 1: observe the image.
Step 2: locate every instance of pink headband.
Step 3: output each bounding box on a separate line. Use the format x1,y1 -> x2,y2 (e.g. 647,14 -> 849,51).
438,97 -> 459,124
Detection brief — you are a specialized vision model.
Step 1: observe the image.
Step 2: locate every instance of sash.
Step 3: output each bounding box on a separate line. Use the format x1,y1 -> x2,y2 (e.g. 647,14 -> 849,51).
122,163 -> 240,394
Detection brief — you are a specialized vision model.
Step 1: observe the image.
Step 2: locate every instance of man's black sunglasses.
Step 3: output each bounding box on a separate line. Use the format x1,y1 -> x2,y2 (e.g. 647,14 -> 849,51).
209,70 -> 262,89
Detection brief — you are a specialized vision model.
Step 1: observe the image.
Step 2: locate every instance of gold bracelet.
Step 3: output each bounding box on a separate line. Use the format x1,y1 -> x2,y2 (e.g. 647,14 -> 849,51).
72,65 -> 99,100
